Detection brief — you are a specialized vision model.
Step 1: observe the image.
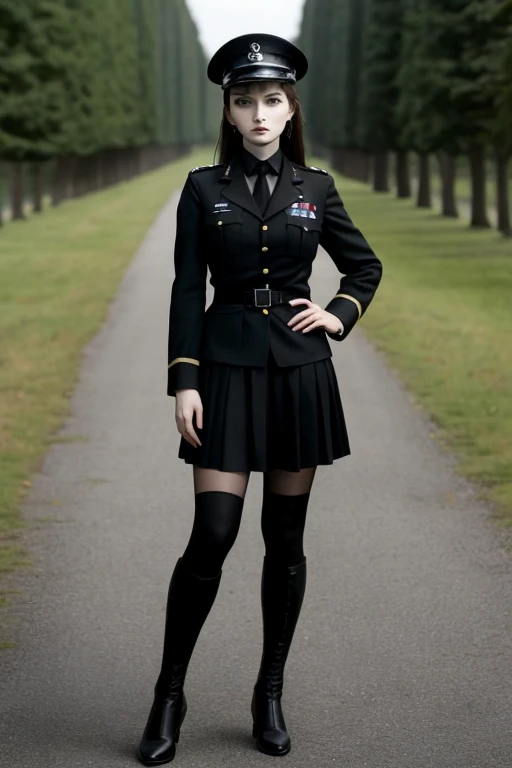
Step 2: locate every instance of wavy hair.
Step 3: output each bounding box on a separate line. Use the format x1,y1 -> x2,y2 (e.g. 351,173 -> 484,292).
213,82 -> 306,167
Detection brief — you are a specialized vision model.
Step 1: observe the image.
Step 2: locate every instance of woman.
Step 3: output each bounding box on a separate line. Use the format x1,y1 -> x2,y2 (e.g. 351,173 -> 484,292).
138,33 -> 382,765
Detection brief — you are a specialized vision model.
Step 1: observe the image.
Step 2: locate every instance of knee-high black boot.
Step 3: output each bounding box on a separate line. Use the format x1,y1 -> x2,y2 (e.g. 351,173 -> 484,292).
138,556 -> 222,766
251,555 -> 307,756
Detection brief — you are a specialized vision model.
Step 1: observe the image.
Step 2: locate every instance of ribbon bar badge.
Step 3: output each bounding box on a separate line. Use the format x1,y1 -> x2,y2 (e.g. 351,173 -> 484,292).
286,202 -> 317,219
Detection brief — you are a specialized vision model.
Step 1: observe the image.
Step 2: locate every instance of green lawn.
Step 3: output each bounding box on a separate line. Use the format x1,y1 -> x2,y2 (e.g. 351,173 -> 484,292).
0,147 -> 215,642
319,161 -> 512,535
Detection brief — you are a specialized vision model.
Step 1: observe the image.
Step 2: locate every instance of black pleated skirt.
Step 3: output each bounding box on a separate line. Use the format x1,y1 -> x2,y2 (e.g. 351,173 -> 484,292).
178,347 -> 350,472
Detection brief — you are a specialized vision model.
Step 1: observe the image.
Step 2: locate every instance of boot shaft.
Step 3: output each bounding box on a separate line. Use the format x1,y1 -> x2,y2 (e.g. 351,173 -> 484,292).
255,557 -> 307,694
156,557 -> 222,696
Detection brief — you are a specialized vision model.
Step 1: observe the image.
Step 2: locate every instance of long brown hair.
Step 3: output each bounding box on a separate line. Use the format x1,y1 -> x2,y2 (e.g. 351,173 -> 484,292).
214,82 -> 306,167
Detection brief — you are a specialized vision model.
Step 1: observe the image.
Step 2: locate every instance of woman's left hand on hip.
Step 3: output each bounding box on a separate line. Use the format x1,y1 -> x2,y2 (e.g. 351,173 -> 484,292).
287,298 -> 342,334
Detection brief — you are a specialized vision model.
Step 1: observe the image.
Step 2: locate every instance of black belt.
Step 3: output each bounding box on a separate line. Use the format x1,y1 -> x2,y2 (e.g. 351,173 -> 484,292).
213,288 -> 309,308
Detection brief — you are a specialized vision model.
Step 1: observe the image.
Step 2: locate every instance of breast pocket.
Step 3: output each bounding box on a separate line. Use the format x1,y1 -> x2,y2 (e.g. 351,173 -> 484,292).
285,216 -> 322,258
203,210 -> 243,259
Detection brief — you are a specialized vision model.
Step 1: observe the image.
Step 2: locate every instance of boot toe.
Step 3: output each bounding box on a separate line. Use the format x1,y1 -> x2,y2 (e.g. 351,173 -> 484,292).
256,730 -> 291,755
137,737 -> 176,765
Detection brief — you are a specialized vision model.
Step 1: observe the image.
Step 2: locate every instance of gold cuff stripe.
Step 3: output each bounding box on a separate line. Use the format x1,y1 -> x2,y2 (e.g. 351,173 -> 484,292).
334,294 -> 362,320
168,357 -> 200,370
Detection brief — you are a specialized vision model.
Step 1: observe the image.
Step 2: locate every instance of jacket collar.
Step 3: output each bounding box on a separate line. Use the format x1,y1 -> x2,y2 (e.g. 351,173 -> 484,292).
240,146 -> 283,177
219,152 -> 303,222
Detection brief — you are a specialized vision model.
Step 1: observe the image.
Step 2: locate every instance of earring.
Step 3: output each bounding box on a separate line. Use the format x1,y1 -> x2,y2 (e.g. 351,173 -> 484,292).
232,125 -> 237,133
286,120 -> 292,139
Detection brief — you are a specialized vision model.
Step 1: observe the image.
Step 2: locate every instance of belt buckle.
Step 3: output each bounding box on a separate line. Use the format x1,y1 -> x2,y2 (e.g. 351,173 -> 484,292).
254,287 -> 272,307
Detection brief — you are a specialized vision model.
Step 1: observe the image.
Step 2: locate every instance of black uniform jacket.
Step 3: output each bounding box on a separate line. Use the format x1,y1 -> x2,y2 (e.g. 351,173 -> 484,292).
167,151 -> 382,396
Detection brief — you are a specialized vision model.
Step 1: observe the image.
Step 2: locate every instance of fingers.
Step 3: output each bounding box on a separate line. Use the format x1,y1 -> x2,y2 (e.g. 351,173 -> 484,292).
301,320 -> 322,333
288,306 -> 316,328
176,406 -> 203,448
289,308 -> 320,332
288,298 -> 312,309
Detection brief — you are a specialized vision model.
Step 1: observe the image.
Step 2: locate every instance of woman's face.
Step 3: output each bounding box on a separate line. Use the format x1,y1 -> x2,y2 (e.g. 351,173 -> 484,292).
225,81 -> 294,149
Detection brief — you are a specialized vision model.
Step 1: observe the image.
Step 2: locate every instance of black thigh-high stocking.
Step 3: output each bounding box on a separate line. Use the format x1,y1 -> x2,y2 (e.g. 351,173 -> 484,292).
180,467 -> 251,577
260,467 -> 316,566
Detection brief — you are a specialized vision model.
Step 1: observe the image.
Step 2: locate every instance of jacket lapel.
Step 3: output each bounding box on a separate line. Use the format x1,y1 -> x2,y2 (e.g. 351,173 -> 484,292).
263,154 -> 304,221
218,153 -> 304,221
218,158 -> 262,220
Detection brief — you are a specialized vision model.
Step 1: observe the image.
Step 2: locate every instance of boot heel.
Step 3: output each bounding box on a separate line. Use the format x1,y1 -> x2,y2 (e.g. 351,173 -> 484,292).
175,697 -> 187,744
252,723 -> 257,739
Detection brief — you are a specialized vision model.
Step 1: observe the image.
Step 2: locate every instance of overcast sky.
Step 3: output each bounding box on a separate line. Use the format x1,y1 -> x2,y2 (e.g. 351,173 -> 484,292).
186,0 -> 306,58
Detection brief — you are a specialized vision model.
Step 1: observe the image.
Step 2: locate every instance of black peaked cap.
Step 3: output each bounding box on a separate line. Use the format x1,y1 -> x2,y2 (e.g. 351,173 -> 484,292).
207,33 -> 308,90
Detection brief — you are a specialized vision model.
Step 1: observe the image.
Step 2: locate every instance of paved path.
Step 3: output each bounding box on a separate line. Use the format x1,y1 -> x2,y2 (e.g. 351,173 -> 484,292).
1,189 -> 511,767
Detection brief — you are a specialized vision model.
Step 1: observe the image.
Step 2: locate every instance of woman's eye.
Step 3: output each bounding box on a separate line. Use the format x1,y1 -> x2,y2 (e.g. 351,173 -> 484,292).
233,98 -> 282,106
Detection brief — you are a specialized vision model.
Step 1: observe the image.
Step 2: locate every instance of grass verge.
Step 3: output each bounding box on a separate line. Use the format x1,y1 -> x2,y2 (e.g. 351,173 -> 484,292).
0,147 -> 215,638
318,160 -> 512,534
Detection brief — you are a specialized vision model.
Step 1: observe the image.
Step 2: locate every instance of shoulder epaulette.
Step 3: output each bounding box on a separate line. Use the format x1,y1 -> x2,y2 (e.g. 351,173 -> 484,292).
305,165 -> 328,175
189,164 -> 223,174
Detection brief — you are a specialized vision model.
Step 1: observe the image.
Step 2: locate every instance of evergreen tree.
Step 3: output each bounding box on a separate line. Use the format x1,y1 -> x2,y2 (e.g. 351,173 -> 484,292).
398,0 -> 511,227
0,0 -> 236,221
358,0 -> 409,195
324,0 -> 351,168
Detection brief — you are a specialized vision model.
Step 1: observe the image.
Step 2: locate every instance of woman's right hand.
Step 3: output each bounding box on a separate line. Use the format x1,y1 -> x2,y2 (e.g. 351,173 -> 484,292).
175,389 -> 203,448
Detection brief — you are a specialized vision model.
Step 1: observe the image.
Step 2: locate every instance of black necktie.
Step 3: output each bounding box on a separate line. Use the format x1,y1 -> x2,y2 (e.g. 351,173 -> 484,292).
252,160 -> 272,214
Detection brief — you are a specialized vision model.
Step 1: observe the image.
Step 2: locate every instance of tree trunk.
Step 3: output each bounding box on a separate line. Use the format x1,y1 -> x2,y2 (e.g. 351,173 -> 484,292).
10,163 -> 25,220
437,151 -> 458,217
75,156 -> 90,197
417,154 -> 431,207
32,163 -> 44,212
494,145 -> 511,237
395,150 -> 411,198
373,151 -> 389,192
330,148 -> 341,174
53,155 -> 75,205
468,144 -> 490,228
361,152 -> 371,183
353,149 -> 369,182
53,156 -> 65,205
350,150 -> 357,180
352,150 -> 360,180
341,149 -> 349,176
97,152 -> 105,189
105,150 -> 116,186
346,150 -> 353,179
68,155 -> 78,198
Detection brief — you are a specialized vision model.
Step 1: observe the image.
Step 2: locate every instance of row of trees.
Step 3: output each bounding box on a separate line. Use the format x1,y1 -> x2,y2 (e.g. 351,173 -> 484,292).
298,0 -> 512,236
0,0 -> 220,222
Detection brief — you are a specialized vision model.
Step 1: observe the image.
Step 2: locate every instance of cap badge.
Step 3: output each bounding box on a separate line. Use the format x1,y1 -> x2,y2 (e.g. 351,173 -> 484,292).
248,42 -> 264,62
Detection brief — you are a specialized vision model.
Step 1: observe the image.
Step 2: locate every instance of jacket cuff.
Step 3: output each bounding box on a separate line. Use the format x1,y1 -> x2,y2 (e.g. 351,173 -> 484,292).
167,358 -> 200,397
324,294 -> 362,341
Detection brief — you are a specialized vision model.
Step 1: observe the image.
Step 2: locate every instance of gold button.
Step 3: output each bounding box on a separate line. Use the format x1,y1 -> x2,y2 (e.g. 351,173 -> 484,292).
262,268 -> 269,275
262,246 -> 269,252
217,220 -> 223,225
262,309 -> 269,315
262,225 -> 268,231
